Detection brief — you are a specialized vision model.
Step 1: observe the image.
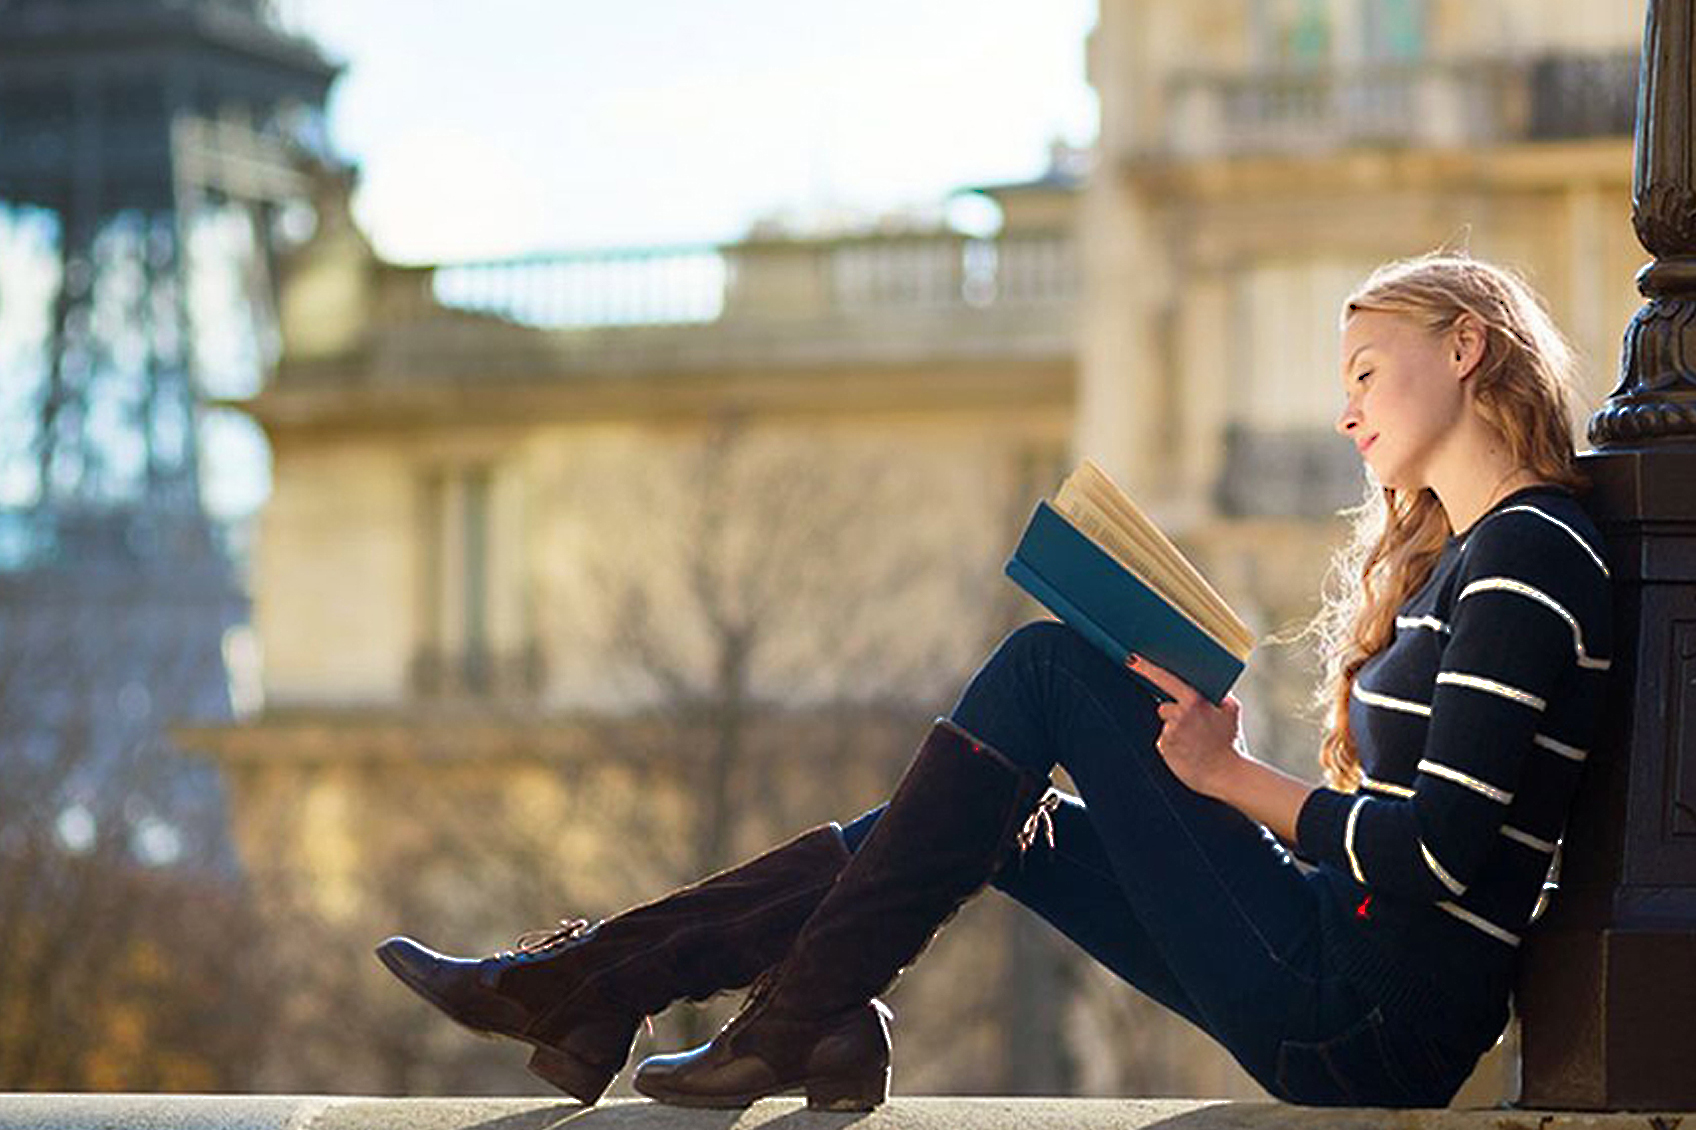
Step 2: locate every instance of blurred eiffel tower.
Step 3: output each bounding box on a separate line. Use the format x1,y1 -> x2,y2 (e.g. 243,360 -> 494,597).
0,0 -> 338,865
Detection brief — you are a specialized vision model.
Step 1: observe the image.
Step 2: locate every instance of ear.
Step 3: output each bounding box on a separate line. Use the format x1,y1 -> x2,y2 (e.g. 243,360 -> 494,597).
1450,314 -> 1487,382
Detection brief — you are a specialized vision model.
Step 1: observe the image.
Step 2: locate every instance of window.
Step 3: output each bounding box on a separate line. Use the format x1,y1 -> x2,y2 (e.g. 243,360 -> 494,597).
1215,261 -> 1371,518
1258,0 -> 1333,68
1256,1 -> 1427,69
1362,0 -> 1427,62
415,464 -> 494,696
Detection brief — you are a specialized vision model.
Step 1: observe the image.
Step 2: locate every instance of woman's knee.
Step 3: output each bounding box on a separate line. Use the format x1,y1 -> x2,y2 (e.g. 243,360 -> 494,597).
840,806 -> 884,854
995,619 -> 1085,667
997,619 -> 1132,692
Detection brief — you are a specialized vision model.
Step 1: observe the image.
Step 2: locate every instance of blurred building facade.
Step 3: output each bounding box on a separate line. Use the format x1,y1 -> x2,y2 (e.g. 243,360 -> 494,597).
1081,0 -> 1644,847
1072,0 -> 1644,1100
189,162 -> 1092,1092
189,0 -> 1648,1102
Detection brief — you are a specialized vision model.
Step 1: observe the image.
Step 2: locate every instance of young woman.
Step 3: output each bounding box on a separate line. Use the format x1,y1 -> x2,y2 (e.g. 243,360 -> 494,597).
377,253 -> 1613,1109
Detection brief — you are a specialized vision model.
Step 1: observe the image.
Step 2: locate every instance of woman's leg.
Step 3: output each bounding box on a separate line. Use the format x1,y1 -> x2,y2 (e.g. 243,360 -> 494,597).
638,621 -> 1438,1107
931,621 -> 1386,1099
635,708 -> 1055,1108
373,824 -> 850,1103
841,795 -> 1209,1031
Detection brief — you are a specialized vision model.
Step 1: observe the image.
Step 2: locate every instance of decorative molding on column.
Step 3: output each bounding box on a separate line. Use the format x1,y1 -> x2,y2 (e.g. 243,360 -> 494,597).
1590,0 -> 1696,446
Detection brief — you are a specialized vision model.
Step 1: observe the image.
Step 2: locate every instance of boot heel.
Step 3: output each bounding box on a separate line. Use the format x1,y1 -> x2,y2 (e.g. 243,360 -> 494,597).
527,1045 -> 615,1105
805,1065 -> 889,1111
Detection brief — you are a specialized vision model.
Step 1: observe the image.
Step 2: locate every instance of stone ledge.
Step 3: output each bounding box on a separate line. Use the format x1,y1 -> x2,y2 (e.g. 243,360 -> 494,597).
0,1096 -> 1689,1130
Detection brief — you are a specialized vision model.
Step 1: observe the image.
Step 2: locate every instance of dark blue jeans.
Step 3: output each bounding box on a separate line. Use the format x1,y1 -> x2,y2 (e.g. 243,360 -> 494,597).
840,621 -> 1491,1106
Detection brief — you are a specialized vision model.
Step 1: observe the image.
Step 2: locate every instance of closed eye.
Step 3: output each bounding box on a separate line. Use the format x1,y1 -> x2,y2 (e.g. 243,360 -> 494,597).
1354,370 -> 1373,383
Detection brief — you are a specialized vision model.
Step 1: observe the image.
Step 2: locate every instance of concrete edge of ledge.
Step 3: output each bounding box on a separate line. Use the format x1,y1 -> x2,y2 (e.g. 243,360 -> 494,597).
0,1095 -> 1686,1130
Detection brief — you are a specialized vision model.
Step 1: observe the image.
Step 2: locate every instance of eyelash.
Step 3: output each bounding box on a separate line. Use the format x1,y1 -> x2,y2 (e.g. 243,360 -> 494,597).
1355,370 -> 1373,383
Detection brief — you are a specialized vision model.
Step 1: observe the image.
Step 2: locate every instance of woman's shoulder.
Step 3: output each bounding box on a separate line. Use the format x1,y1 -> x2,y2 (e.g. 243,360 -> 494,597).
1464,489 -> 1604,563
1456,487 -> 1612,610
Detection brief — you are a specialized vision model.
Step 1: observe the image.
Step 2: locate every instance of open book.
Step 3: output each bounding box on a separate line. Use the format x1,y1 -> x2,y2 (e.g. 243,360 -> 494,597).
1004,461 -> 1255,704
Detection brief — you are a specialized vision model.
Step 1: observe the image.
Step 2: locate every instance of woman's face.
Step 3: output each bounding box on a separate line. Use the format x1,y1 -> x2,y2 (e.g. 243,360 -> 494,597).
1335,308 -> 1468,492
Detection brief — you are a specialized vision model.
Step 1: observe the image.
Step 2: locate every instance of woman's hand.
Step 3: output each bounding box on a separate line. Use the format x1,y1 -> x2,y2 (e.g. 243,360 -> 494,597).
1127,654 -> 1247,799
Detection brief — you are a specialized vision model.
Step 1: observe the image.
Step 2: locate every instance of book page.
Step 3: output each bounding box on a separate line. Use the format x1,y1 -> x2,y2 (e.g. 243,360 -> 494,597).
1059,466 -> 1252,655
1051,461 -> 1255,659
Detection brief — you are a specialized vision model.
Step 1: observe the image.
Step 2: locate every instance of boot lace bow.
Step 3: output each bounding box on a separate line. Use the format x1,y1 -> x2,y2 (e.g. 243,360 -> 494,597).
503,916 -> 593,959
1016,789 -> 1062,854
726,965 -> 781,1035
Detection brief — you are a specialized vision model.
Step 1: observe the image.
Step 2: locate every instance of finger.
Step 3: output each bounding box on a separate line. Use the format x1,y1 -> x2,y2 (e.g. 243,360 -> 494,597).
1129,654 -> 1198,705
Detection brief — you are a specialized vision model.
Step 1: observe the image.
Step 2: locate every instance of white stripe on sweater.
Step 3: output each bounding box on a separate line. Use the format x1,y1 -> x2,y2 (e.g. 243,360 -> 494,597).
1360,774 -> 1415,799
1533,733 -> 1588,762
1488,506 -> 1610,578
1458,576 -> 1610,671
1418,758 -> 1515,804
1344,796 -> 1369,885
1436,670 -> 1547,712
1437,900 -> 1522,946
1501,824 -> 1558,854
1352,681 -> 1431,717
1421,840 -> 1467,896
1352,687 -> 1585,763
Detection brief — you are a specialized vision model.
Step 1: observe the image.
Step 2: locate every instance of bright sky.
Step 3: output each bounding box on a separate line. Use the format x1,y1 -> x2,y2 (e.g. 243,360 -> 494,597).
0,2 -> 1098,527
282,0 -> 1100,263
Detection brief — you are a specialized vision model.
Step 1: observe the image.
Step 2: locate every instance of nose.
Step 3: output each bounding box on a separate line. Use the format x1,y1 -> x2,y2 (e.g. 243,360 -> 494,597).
1335,401 -> 1360,437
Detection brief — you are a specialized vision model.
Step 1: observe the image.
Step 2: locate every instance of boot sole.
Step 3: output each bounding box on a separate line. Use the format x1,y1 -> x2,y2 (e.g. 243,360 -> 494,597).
633,1065 -> 890,1112
374,944 -> 618,1104
526,1044 -> 622,1102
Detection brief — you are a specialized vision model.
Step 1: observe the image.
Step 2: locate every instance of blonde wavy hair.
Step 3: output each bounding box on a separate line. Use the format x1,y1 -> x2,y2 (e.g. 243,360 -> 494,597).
1311,253 -> 1588,791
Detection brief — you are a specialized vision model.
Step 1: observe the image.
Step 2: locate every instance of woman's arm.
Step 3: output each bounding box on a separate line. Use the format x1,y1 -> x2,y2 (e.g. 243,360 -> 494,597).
1126,655 -> 1312,843
1212,755 -> 1314,845
1292,513 -> 1605,904
1137,507 -> 1609,905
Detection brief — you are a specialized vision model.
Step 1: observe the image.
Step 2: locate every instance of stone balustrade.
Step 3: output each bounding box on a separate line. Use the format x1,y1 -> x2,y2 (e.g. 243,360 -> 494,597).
409,230 -> 1077,331
1164,51 -> 1637,160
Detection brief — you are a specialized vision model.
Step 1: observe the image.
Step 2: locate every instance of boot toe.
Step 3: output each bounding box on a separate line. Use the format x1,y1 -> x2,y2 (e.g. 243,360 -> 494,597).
375,935 -> 474,994
633,1000 -> 891,1110
374,935 -> 528,1034
631,1046 -> 693,1097
633,1044 -> 781,1109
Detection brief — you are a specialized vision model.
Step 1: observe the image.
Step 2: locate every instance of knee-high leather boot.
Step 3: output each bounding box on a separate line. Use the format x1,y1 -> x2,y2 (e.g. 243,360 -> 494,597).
632,719 -> 1054,1110
375,822 -> 850,1103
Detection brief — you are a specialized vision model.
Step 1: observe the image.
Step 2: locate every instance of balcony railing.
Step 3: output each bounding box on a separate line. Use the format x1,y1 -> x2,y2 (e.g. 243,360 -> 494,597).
418,231 -> 1077,331
1528,53 -> 1640,141
1214,425 -> 1363,520
429,245 -> 728,328
409,643 -> 546,701
1166,51 -> 1637,159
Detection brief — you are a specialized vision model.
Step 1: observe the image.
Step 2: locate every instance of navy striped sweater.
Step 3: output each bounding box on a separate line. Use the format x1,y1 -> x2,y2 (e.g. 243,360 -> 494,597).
1295,485 -> 1612,995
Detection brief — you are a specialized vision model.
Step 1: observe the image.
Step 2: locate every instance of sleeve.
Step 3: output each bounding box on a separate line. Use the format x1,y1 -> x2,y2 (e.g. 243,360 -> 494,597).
1294,512 -> 1607,903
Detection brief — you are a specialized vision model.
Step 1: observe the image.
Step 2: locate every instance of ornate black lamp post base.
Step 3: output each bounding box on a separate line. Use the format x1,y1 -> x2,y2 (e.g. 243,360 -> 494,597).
1518,0 -> 1696,1110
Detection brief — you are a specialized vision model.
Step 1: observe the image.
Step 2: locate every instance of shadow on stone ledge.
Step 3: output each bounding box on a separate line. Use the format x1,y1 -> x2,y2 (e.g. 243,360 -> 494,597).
0,1095 -> 1688,1130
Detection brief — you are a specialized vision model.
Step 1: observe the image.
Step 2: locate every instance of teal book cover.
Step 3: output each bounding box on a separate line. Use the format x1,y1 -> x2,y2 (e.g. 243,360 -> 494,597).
1004,501 -> 1246,704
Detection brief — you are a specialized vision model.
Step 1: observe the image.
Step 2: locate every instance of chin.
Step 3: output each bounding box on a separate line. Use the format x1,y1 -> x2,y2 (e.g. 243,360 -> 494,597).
1370,466 -> 1414,494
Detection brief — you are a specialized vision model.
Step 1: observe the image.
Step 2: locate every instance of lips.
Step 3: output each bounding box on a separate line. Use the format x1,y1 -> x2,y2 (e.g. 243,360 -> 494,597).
1357,435 -> 1378,456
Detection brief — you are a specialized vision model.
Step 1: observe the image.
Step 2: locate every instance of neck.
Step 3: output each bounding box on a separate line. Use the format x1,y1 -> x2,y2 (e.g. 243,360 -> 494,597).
1431,461 -> 1543,537
1419,397 -> 1551,535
